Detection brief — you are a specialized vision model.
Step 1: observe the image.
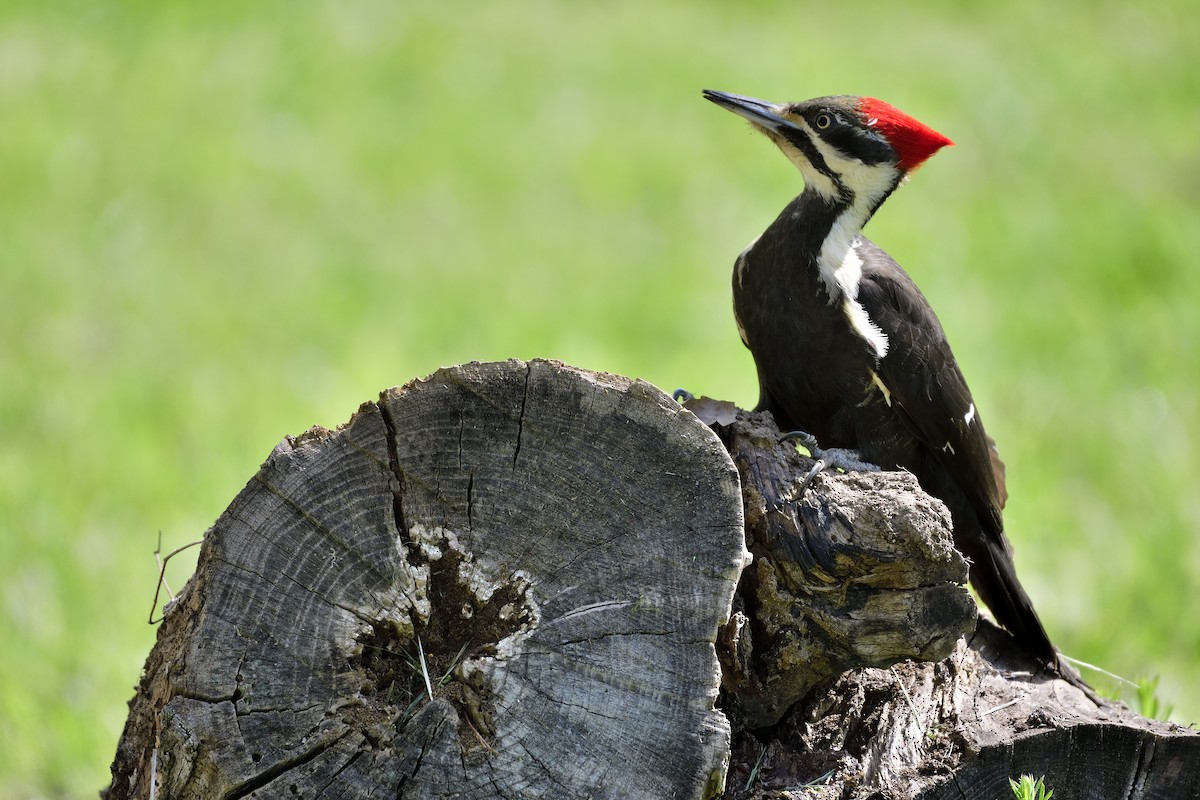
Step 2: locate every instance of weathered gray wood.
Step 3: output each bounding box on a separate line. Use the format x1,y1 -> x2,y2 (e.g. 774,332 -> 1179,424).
107,360 -> 747,800
109,368 -> 1200,800
725,622 -> 1200,800
689,402 -> 978,729
686,404 -> 1200,800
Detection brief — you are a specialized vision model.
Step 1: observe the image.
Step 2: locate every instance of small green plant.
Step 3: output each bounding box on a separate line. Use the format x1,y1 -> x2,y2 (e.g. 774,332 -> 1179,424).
1009,774 -> 1053,800
1136,675 -> 1175,722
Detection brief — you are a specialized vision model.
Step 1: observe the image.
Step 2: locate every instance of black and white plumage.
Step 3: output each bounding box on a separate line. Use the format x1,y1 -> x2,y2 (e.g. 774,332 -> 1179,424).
704,89 -> 1079,683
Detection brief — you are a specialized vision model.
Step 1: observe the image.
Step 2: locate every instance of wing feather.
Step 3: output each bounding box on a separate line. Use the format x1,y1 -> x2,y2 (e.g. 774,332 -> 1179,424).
853,238 -> 1006,532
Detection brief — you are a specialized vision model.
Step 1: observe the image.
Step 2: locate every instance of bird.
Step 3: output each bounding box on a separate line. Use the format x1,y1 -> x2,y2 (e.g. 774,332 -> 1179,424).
702,88 -> 1086,689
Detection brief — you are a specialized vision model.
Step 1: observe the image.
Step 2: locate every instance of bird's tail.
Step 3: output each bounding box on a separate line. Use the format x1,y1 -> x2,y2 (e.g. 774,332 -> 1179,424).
972,535 -> 1099,700
972,535 -> 1056,664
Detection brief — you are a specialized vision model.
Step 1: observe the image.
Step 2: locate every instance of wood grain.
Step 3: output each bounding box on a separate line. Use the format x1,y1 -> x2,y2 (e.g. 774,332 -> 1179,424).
107,360 -> 745,800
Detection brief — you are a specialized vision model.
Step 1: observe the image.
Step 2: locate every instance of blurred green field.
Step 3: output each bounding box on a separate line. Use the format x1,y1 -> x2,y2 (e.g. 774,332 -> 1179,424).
2,0 -> 1198,795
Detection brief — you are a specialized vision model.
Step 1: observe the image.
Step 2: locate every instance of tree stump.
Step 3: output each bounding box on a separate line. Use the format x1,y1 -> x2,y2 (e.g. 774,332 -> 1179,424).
755,623 -> 1200,800
108,360 -> 1200,800
107,360 -> 746,799
688,403 -> 1200,800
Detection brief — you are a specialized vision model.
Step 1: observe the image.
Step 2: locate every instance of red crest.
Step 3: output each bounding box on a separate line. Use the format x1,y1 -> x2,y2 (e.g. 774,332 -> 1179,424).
859,97 -> 954,171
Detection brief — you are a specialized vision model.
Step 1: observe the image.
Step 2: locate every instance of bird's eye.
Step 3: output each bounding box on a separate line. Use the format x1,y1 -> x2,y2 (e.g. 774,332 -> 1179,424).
815,113 -> 833,130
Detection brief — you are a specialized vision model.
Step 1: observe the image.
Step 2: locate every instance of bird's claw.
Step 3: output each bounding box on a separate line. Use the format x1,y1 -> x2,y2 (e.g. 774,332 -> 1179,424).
779,430 -> 818,450
797,457 -> 828,494
780,429 -> 880,492
673,388 -> 695,403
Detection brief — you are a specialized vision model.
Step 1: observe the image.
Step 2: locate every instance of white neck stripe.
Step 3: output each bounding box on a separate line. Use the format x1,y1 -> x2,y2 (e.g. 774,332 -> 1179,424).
835,242 -> 889,359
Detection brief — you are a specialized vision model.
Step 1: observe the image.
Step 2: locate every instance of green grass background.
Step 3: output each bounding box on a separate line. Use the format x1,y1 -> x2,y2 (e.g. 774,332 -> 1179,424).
2,0 -> 1197,795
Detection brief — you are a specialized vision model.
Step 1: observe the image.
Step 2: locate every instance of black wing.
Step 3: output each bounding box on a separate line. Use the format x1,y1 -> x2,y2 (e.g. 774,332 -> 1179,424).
853,237 -> 1006,535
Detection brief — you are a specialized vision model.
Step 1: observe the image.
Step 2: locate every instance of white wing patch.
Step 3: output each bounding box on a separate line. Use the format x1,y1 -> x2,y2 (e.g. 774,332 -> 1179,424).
870,370 -> 893,406
963,403 -> 976,426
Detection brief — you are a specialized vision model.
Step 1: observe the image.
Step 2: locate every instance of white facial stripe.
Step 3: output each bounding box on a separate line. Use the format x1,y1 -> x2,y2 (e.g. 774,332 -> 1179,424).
770,115 -> 842,199
776,137 -> 840,198
768,109 -> 903,363
833,155 -> 901,211
804,122 -> 900,204
813,159 -> 899,303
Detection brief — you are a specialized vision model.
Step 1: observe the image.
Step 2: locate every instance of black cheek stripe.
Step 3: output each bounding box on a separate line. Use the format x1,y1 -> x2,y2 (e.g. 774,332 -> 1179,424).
785,127 -> 851,203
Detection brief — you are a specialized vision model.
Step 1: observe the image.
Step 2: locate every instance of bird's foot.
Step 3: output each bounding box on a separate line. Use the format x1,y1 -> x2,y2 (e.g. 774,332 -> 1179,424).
672,388 -> 695,403
780,430 -> 881,492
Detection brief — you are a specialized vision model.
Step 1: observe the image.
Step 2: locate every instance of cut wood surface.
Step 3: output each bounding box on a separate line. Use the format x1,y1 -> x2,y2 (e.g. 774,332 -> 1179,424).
108,361 -> 1200,800
107,360 -> 746,800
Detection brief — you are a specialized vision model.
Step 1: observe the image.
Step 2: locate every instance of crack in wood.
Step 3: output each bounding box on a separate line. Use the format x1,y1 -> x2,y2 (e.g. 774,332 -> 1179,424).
466,472 -> 474,533
396,713 -> 447,794
378,398 -> 415,567
1127,735 -> 1156,800
222,728 -> 357,800
511,361 -> 531,472
318,749 -> 365,795
105,361 -> 744,798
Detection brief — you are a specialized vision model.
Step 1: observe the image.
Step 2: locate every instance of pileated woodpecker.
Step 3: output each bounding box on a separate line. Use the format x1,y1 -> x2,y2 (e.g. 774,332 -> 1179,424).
703,89 -> 1082,685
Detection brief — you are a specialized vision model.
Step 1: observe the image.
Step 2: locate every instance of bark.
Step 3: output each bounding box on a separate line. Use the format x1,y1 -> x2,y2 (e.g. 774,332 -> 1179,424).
721,622 -> 1200,800
698,403 -> 977,730
687,402 -> 1200,800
